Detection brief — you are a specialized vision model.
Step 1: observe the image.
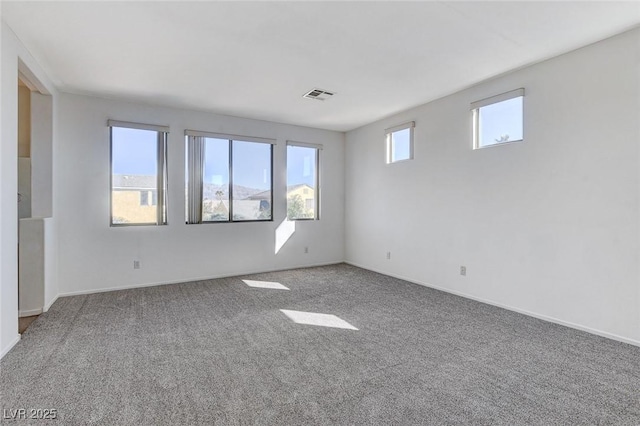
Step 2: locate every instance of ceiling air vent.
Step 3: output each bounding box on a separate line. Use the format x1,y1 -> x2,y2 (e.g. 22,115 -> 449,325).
303,88 -> 335,101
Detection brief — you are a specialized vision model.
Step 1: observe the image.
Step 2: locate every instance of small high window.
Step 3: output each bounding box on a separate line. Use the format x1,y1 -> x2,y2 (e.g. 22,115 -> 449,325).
472,88 -> 524,149
385,121 -> 414,163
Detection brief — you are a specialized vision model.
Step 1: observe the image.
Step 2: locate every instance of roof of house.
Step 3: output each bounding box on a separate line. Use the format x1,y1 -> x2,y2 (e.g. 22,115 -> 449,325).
246,190 -> 271,200
112,175 -> 156,190
287,183 -> 312,192
246,184 -> 313,200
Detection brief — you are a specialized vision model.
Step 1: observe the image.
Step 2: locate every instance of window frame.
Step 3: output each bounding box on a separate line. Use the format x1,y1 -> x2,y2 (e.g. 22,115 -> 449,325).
185,130 -> 275,224
471,88 -> 525,150
286,140 -> 322,221
109,120 -> 168,227
385,121 -> 415,164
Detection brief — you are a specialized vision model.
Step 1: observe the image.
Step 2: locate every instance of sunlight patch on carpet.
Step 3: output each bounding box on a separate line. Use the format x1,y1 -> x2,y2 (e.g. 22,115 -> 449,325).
242,280 -> 290,290
280,309 -> 358,330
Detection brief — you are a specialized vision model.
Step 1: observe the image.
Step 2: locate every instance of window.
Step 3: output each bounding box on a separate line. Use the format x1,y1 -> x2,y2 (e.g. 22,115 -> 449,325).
472,88 -> 524,149
109,120 -> 168,226
186,131 -> 273,223
287,142 -> 320,220
140,191 -> 157,206
385,121 -> 414,164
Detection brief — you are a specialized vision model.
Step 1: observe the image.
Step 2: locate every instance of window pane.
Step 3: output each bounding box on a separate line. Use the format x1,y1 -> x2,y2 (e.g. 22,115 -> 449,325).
203,138 -> 230,222
391,128 -> 411,162
232,141 -> 272,221
111,127 -> 159,224
287,145 -> 317,220
478,96 -> 523,147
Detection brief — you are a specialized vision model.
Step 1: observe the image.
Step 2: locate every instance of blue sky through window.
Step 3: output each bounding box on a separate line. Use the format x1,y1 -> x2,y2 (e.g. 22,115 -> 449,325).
287,145 -> 316,187
478,96 -> 523,147
112,127 -> 158,175
197,138 -> 272,190
204,138 -> 229,187
391,128 -> 411,162
232,140 -> 271,190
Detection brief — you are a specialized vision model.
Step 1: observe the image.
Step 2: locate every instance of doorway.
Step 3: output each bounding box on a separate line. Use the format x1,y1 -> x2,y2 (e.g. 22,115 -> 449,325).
16,63 -> 54,334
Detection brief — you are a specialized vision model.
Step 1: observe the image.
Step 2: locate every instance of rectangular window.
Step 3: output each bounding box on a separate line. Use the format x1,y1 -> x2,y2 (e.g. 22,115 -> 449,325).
385,121 -> 414,163
139,191 -> 157,206
110,120 -> 168,226
472,88 -> 524,149
287,142 -> 320,220
185,131 -> 274,224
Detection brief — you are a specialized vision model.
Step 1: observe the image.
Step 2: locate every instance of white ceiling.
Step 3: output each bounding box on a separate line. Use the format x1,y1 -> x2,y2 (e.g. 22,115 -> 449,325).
3,1 -> 639,132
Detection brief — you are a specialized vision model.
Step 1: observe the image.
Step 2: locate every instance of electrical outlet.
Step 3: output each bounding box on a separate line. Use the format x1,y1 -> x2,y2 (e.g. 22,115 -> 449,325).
386,252 -> 391,260
304,246 -> 309,254
133,260 -> 140,270
460,266 -> 466,276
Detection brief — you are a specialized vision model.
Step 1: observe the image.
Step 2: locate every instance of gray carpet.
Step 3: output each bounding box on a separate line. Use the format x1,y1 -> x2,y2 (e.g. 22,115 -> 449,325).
1,264 -> 639,425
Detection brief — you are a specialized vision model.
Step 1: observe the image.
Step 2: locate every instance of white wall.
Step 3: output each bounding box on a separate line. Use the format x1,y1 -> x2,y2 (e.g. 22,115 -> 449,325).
18,217 -> 55,317
1,21 -> 58,358
19,218 -> 45,316
17,157 -> 31,219
17,84 -> 29,157
43,216 -> 57,311
56,94 -> 345,295
345,29 -> 640,345
31,92 -> 53,218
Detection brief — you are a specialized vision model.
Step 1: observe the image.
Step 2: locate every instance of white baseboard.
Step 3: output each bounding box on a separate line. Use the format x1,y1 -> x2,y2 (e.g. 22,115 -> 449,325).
44,294 -> 59,312
19,308 -> 43,317
1,335 -> 21,359
58,261 -> 344,298
345,261 -> 640,348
